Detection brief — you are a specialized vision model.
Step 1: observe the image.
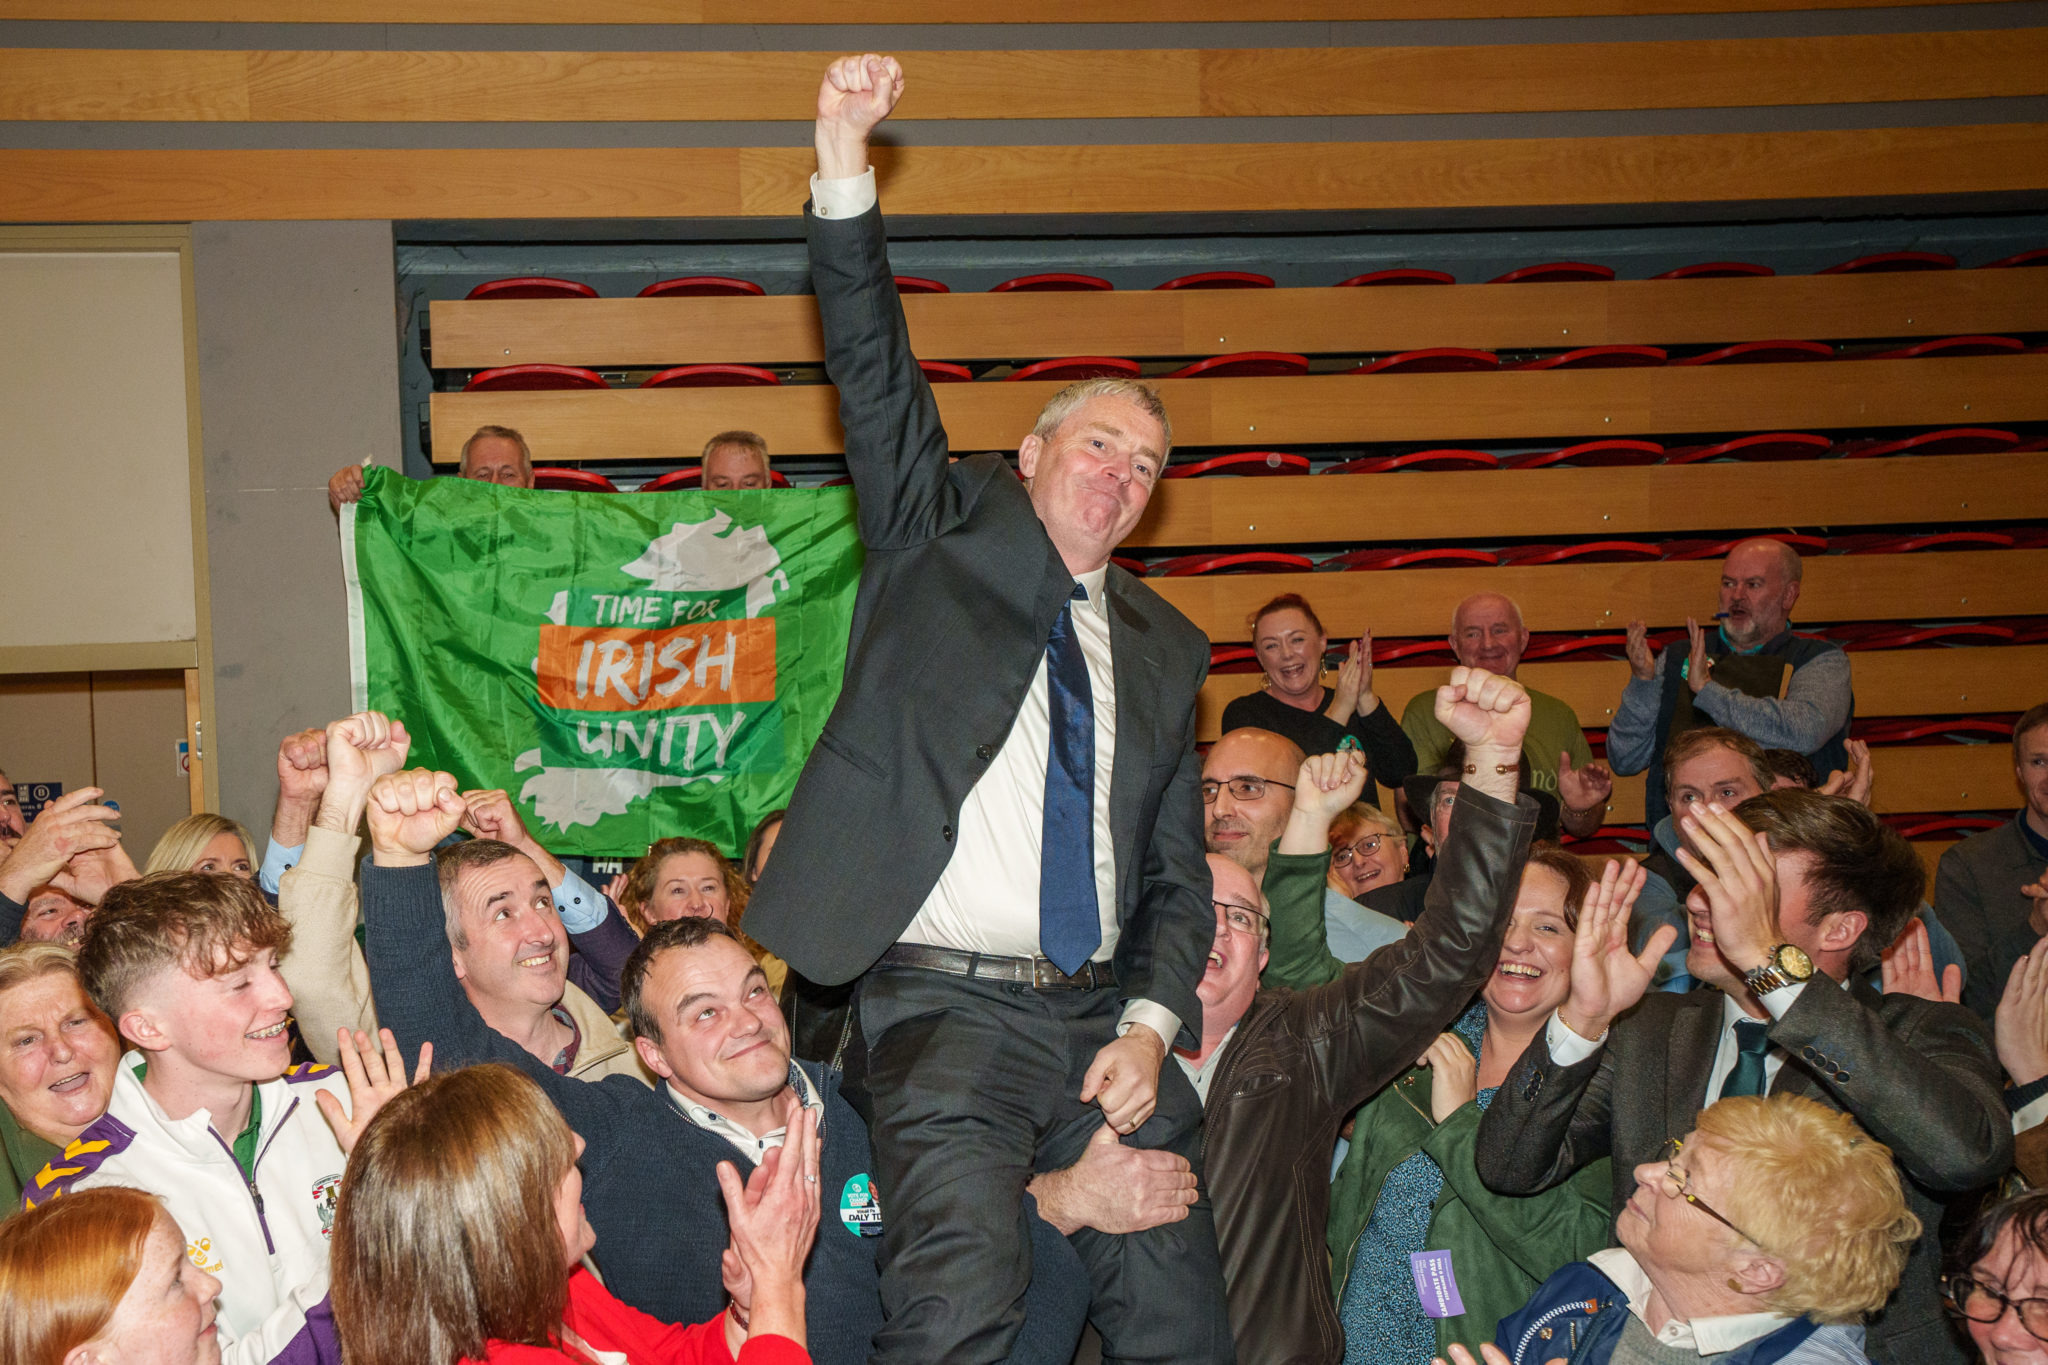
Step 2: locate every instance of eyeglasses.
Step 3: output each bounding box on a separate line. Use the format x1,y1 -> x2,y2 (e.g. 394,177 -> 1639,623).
1946,1275 -> 2048,1341
1656,1138 -> 1766,1249
1201,776 -> 1295,804
1331,834 -> 1387,867
1214,901 -> 1268,936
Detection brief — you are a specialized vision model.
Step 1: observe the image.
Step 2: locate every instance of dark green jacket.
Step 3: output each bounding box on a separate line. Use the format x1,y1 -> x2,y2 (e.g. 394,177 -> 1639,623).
1,1101 -> 60,1221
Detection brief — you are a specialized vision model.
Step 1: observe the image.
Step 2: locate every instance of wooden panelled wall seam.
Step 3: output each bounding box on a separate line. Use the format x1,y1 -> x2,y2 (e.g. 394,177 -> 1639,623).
0,0 -> 2017,21
428,353 -> 2048,461
5,124 -> 2048,221
4,32 -> 2047,122
429,271 -> 2048,368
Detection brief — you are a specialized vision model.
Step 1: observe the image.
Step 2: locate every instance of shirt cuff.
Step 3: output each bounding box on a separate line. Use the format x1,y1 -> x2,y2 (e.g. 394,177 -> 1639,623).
2010,1076 -> 2048,1133
1758,981 -> 1805,1019
260,838 -> 303,896
1118,1000 -> 1181,1052
810,169 -> 877,220
1546,1008 -> 1606,1066
553,868 -> 610,934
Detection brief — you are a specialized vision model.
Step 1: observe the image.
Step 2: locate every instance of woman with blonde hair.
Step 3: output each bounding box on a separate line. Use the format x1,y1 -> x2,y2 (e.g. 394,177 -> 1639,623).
0,1184 -> 224,1365
332,1063 -> 816,1365
1321,802 -> 1413,959
617,838 -> 786,996
143,815 -> 258,883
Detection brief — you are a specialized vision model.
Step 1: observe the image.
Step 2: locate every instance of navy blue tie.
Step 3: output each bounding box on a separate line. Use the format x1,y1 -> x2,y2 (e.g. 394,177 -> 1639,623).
1040,582 -> 1100,975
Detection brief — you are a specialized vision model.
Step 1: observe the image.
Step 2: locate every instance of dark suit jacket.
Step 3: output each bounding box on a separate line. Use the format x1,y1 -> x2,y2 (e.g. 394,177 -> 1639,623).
1475,978 -> 2010,1365
1937,814 -> 2048,1020
744,201 -> 1214,1045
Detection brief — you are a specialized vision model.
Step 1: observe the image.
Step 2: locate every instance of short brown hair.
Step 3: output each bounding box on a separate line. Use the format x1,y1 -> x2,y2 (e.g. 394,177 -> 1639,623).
1663,726 -> 1773,798
78,872 -> 292,1024
2016,702 -> 2048,761
1761,749 -> 1818,789
1524,842 -> 1593,932
1247,592 -> 1324,640
701,428 -> 768,464
620,915 -> 746,1045
1695,1094 -> 1918,1322
459,424 -> 531,470
1328,802 -> 1399,848
617,837 -> 750,936
0,1186 -> 161,1365
1733,789 -> 1924,974
331,1065 -> 577,1365
742,810 -> 785,884
435,839 -> 535,951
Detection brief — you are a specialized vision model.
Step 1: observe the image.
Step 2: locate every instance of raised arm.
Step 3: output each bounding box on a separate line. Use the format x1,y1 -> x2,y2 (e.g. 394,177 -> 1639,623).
1260,748 -> 1370,992
1691,645 -> 1852,753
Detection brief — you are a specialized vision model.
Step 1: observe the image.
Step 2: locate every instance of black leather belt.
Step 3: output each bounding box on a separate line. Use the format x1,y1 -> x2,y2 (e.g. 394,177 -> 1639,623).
878,943 -> 1115,990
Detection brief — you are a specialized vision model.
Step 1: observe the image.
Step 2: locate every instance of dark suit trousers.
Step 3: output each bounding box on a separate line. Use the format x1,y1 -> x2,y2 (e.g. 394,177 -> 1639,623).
857,965 -> 1235,1365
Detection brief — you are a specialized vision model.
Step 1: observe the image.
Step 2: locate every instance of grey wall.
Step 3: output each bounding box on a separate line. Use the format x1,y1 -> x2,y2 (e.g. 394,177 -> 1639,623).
192,221 -> 402,831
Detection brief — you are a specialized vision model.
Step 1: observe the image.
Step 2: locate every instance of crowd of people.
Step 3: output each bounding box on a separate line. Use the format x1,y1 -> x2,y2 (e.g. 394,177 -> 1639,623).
2,51 -> 2046,1365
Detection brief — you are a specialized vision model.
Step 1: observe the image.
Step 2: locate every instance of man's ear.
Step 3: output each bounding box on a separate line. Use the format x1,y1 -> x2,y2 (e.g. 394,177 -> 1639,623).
1258,945 -> 1271,975
63,1341 -> 105,1365
1730,1251 -> 1787,1298
450,943 -> 468,983
1781,578 -> 1802,614
1017,433 -> 1043,482
633,1034 -> 675,1081
1820,909 -> 1867,958
119,1003 -> 172,1056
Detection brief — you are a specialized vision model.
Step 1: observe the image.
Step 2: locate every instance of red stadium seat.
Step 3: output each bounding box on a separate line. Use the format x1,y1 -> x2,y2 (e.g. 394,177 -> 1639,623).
1155,271 -> 1274,290
1209,644 -> 1261,673
1323,449 -> 1500,475
1863,335 -> 2025,360
1111,555 -> 1148,577
1664,432 -> 1833,464
465,277 -> 596,300
1663,432 -> 1833,464
1837,427 -> 2019,459
1514,345 -> 1666,371
1151,551 -> 1314,576
992,273 -> 1112,292
1824,621 -> 2016,651
1504,439 -> 1664,470
1006,357 -> 1141,383
1495,540 -> 1662,566
1831,530 -> 2015,555
640,467 -> 791,491
1820,251 -> 1957,274
893,276 -> 950,294
1488,262 -> 1614,284
637,276 -> 763,298
1661,533 -> 1828,561
1887,815 -> 2006,841
1520,633 -> 1631,662
1163,352 -> 1309,379
2006,616 -> 2048,643
464,364 -> 607,392
1980,247 -> 2048,269
1352,348 -> 1499,375
640,364 -> 780,388
1567,828 -> 1654,856
1323,546 -> 1500,571
919,361 -> 975,384
1161,451 -> 1311,479
1853,717 -> 2016,746
1671,340 -> 1833,366
1371,637 -> 1460,666
530,468 -> 619,493
1652,262 -> 1774,280
1335,268 -> 1455,286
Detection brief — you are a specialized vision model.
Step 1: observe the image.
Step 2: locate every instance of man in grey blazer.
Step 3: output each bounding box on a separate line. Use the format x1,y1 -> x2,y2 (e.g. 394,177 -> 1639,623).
1938,701 -> 2048,1020
1477,790 -> 2010,1365
743,56 -> 1229,1364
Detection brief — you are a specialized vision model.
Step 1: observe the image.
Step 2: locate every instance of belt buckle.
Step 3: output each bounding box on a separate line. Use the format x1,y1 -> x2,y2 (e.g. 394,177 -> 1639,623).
1032,957 -> 1072,989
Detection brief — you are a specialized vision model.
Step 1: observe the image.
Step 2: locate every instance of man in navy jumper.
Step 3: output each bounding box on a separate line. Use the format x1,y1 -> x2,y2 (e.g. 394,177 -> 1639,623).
357,766 -> 1160,1365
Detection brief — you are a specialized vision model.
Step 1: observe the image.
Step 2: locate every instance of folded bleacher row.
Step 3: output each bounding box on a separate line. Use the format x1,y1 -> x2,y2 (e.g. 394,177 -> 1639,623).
423,239 -> 2048,869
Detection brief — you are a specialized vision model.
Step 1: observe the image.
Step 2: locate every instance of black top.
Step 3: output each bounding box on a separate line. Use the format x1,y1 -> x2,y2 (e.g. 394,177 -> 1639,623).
1218,686 -> 1418,791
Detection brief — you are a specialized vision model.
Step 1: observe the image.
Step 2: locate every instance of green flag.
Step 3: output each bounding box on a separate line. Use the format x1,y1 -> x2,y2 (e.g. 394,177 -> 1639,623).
343,467 -> 863,857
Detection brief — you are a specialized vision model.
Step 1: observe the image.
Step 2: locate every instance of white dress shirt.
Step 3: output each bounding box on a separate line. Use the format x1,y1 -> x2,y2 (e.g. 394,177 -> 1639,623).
814,169 -> 1179,1049
664,1063 -> 823,1164
1547,981 -> 1810,1096
1589,1248 -> 1793,1355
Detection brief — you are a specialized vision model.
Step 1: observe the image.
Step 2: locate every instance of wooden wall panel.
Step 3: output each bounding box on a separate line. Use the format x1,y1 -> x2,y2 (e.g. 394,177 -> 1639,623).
7,123 -> 2046,222
1150,550 -> 2048,639
7,32 -> 2043,123
428,269 -> 2048,369
1196,646 -> 2048,740
428,354 -> 2048,461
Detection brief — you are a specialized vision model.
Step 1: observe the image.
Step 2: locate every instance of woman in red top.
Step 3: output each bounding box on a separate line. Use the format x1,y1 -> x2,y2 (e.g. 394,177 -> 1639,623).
331,1063 -> 817,1365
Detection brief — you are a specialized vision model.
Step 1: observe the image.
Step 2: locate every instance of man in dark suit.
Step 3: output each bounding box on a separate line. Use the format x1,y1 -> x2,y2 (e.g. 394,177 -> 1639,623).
1476,789 -> 2011,1365
1937,701 -> 2048,1020
742,55 -> 1228,1364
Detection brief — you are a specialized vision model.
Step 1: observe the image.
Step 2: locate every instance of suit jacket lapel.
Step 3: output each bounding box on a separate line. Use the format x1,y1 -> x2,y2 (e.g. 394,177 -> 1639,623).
1667,990 -> 1725,1137
1105,577 -> 1159,910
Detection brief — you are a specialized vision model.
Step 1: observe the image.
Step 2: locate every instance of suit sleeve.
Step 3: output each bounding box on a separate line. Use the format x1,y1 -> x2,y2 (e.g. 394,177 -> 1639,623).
276,825 -> 379,1065
804,202 -> 962,552
1474,1030 -> 1618,1196
1766,985 -> 2012,1193
1936,843 -> 2000,1020
1289,785 -> 1537,1114
1349,701 -> 1419,788
566,903 -> 640,1015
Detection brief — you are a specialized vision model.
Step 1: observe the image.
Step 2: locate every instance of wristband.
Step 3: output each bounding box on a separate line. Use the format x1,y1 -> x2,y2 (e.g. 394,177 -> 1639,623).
728,1302 -> 750,1332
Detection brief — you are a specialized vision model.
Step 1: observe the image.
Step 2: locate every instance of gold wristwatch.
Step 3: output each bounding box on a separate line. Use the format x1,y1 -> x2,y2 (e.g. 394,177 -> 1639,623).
1742,942 -> 1815,996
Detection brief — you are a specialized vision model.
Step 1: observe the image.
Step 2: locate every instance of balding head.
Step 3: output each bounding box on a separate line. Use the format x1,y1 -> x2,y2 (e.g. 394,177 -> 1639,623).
1718,538 -> 1803,649
0,769 -> 21,849
1202,728 -> 1305,876
1450,592 -> 1528,677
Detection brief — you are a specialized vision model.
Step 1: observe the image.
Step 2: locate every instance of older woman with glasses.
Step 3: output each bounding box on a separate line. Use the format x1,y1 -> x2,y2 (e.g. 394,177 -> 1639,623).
1485,1093 -> 1918,1365
1947,1188 -> 2048,1363
1322,802 -> 1413,958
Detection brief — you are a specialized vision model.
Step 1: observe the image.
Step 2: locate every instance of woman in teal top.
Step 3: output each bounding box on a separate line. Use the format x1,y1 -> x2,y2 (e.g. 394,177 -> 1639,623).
1266,844 -> 1624,1363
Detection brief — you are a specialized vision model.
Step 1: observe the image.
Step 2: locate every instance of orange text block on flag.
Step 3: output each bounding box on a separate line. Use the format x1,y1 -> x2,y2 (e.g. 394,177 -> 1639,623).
537,620 -> 777,713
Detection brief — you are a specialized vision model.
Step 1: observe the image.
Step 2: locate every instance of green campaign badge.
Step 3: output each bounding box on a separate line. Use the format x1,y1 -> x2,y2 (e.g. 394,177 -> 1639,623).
840,1173 -> 883,1237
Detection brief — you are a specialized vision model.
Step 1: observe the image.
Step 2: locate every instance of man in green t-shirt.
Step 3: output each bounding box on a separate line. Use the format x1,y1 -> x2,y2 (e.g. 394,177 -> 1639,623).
1400,591 -> 1612,836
